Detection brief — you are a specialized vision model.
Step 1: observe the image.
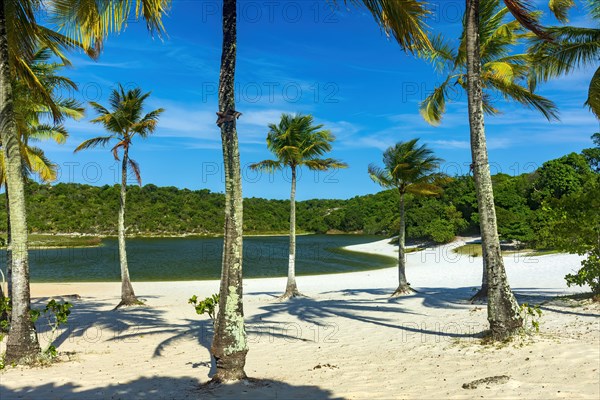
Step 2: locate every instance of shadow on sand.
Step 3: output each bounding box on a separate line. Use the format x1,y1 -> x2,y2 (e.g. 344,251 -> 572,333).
0,376 -> 345,400
247,287 -> 487,339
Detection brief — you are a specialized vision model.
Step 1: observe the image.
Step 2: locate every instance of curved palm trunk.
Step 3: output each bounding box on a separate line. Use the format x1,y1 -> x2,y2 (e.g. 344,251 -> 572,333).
210,0 -> 248,382
465,0 -> 522,340
115,147 -> 141,308
281,165 -> 300,299
392,191 -> 414,296
0,2 -> 40,363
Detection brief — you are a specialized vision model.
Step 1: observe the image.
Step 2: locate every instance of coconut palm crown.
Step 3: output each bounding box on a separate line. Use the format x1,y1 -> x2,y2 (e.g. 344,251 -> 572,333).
419,0 -> 559,125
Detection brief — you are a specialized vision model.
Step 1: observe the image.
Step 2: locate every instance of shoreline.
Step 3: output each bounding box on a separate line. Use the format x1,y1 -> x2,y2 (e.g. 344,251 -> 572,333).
26,236 -> 587,296
0,231 -> 354,250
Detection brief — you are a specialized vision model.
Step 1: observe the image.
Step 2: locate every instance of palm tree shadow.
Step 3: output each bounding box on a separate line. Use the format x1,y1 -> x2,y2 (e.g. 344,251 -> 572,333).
31,295 -> 177,352
0,376 -> 345,400
323,286 -> 477,309
248,290 -> 482,339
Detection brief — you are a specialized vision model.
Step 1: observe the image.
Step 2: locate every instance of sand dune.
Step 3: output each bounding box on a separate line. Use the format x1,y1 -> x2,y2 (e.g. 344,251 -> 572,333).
1,238 -> 598,399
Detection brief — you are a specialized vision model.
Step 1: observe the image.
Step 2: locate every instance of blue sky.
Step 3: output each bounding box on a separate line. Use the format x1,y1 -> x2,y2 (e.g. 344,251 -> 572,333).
42,0 -> 599,200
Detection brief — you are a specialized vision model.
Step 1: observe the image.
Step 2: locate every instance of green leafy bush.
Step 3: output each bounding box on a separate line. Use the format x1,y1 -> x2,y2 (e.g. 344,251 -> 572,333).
29,299 -> 73,357
520,303 -> 542,333
566,252 -> 600,296
188,294 -> 219,323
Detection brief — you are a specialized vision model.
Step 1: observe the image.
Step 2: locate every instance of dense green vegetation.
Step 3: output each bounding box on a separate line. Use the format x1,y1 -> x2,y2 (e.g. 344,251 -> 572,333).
1,141 -> 597,251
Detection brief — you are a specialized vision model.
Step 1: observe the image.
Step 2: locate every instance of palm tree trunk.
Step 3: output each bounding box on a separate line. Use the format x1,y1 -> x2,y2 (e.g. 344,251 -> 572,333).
392,191 -> 413,296
0,1 -> 40,363
282,165 -> 300,299
465,0 -> 522,340
115,147 -> 140,308
0,201 -> 7,328
5,185 -> 12,299
470,245 -> 488,303
1,186 -> 12,329
210,0 -> 248,382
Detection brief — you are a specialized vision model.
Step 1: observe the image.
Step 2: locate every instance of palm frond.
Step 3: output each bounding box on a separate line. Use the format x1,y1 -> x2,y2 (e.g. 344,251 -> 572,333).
248,160 -> 283,173
111,140 -> 127,160
419,77 -> 452,125
14,56 -> 62,122
368,163 -> 395,189
503,0 -> 550,40
485,61 -> 516,84
23,145 -> 58,183
343,0 -> 431,52
587,0 -> 600,20
585,66 -> 600,119
88,101 -> 112,117
304,158 -> 348,171
406,182 -> 442,196
548,0 -> 575,23
484,73 -> 559,121
419,34 -> 456,72
133,107 -> 165,137
74,136 -> 114,152
128,157 -> 142,185
51,0 -> 171,52
528,26 -> 600,86
29,124 -> 69,144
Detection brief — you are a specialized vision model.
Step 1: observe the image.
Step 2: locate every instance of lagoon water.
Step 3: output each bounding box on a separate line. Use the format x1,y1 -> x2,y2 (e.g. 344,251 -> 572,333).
23,235 -> 394,282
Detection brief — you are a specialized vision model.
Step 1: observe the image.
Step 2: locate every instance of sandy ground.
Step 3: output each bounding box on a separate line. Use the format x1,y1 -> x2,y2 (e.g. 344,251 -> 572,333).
0,237 -> 598,399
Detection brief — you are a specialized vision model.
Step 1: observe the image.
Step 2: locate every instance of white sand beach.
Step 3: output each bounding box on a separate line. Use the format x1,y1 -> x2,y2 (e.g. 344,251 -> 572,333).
1,237 -> 599,399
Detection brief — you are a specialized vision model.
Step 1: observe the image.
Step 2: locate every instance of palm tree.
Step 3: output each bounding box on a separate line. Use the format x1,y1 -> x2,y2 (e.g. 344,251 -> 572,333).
209,0 -> 248,382
368,139 -> 443,296
0,0 -> 81,364
464,0 -> 525,340
419,0 -> 558,125
528,0 -> 600,118
419,0 -> 558,302
209,0 -> 433,382
0,0 -> 168,363
250,113 -> 347,299
75,85 -> 163,308
1,48 -> 83,302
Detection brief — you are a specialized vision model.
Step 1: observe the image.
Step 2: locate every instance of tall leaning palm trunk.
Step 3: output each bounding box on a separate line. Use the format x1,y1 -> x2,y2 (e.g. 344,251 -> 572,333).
210,0 -> 248,382
0,2 -> 40,362
465,0 -> 522,340
117,147 -> 139,307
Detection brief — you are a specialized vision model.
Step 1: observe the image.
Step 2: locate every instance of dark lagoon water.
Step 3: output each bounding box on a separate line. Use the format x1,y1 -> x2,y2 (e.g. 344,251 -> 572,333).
22,235 -> 394,282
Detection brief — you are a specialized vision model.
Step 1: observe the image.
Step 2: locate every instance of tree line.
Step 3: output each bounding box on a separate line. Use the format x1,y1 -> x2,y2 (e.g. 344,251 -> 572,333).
0,141 -> 595,248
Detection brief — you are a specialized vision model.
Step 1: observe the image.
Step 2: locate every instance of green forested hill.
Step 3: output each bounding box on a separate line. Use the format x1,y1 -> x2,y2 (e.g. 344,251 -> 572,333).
0,150 -> 597,246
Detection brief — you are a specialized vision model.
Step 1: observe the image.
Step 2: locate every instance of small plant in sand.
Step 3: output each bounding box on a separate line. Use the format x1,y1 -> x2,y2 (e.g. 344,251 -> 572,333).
189,294 -> 219,325
0,298 -> 72,365
30,300 -> 73,358
520,303 -> 542,334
